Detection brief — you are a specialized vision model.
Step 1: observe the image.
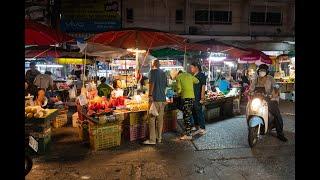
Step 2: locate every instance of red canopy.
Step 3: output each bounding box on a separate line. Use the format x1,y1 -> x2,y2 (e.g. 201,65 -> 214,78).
239,49 -> 272,64
25,19 -> 74,46
25,46 -> 82,58
178,39 -> 250,58
87,28 -> 186,50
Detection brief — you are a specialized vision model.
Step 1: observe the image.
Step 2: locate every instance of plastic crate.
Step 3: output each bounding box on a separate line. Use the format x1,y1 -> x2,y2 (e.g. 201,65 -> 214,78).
26,133 -> 51,155
205,107 -> 220,122
123,123 -> 147,141
127,111 -> 148,125
78,122 -> 89,142
163,110 -> 177,132
89,124 -> 121,151
25,120 -> 51,134
52,113 -> 68,128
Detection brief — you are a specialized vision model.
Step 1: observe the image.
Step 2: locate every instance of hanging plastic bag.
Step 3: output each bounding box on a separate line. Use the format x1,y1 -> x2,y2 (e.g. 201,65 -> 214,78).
149,102 -> 159,116
69,86 -> 76,99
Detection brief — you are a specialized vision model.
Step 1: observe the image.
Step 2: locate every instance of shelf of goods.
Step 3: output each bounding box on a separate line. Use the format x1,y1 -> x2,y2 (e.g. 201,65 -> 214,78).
25,108 -> 58,154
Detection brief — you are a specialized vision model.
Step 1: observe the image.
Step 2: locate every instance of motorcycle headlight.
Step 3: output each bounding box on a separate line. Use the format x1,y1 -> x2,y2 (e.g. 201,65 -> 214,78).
251,98 -> 262,111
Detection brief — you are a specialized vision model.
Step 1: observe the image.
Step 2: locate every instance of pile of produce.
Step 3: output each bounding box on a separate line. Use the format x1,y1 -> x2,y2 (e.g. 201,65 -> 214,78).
25,106 -> 48,118
207,91 -> 225,100
87,96 -> 112,116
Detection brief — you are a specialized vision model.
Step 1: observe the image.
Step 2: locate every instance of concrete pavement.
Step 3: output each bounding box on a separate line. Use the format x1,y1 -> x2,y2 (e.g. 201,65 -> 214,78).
26,100 -> 295,180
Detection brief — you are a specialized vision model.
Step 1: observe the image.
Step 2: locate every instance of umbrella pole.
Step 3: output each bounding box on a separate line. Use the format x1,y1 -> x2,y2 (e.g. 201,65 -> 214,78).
83,49 -> 86,88
125,59 -> 127,88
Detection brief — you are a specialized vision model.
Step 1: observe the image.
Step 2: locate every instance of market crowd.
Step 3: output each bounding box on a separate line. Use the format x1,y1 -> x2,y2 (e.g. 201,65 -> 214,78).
25,59 -> 287,144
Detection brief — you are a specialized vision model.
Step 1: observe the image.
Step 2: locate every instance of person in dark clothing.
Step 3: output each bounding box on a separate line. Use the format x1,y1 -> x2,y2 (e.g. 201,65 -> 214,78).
249,64 -> 288,142
189,62 -> 206,135
25,62 -> 41,96
97,77 -> 112,98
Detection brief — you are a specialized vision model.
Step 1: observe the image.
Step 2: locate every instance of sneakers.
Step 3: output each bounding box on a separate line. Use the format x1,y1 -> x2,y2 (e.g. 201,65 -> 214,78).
157,139 -> 162,143
180,135 -> 193,140
143,140 -> 156,145
193,128 -> 206,136
191,127 -> 197,131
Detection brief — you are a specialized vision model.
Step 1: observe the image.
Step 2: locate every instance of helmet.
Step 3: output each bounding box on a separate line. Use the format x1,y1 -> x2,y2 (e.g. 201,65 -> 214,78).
257,64 -> 269,75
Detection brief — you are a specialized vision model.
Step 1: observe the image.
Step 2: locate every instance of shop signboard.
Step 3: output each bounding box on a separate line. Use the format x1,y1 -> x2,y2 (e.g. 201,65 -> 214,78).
60,0 -> 121,33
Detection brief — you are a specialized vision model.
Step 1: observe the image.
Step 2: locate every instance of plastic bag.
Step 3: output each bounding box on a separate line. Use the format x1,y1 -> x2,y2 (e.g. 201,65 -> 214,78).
69,86 -> 76,99
149,102 -> 159,116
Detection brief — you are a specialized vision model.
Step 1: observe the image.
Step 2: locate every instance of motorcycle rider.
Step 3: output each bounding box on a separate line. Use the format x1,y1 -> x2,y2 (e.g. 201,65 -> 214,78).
249,64 -> 288,142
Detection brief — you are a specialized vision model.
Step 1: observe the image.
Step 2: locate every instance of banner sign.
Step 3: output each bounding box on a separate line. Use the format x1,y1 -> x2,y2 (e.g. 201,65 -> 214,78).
60,0 -> 121,32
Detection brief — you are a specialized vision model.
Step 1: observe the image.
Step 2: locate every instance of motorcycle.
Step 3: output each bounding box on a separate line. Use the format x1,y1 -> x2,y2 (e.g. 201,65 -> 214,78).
246,86 -> 278,148
25,134 -> 38,176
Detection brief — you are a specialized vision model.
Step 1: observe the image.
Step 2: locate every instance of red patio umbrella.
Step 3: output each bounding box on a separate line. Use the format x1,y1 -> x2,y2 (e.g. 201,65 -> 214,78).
25,19 -> 74,46
87,27 -> 186,50
25,46 -> 82,58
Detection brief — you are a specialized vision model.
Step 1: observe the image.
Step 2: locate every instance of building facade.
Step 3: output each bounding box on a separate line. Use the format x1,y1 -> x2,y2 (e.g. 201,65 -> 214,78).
121,0 -> 294,42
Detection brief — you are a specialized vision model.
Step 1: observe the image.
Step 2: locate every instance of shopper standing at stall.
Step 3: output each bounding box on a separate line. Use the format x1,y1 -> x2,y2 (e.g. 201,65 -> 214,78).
26,62 -> 40,85
171,70 -> 199,140
190,62 -> 206,135
34,71 -> 54,92
97,77 -> 112,98
25,62 -> 41,96
143,60 -> 167,145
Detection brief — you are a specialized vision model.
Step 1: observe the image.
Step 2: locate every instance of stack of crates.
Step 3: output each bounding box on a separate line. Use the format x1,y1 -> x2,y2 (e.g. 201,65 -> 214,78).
89,123 -> 121,151
52,109 -> 68,128
123,111 -> 148,141
25,117 -> 52,154
162,110 -> 178,132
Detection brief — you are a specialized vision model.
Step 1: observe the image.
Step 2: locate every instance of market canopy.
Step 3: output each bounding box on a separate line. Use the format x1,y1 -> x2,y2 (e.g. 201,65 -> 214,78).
151,48 -> 192,58
78,42 -> 130,59
25,46 -> 83,59
187,39 -> 250,58
87,27 -> 187,50
25,19 -> 74,46
239,49 -> 272,65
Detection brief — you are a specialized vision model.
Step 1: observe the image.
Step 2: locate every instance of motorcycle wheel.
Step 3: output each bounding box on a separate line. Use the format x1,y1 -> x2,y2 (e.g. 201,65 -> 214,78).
248,126 -> 259,148
25,155 -> 33,176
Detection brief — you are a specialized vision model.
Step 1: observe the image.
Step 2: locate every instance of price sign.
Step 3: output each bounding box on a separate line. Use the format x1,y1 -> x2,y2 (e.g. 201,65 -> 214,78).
29,136 -> 38,152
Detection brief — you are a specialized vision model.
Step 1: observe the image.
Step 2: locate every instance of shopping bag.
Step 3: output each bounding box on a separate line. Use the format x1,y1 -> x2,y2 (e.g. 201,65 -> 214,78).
69,86 -> 76,99
149,102 -> 159,116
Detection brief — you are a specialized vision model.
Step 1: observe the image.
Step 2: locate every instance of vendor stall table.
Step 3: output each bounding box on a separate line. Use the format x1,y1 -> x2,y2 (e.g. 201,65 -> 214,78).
25,109 -> 59,154
204,96 -> 236,122
277,82 -> 295,93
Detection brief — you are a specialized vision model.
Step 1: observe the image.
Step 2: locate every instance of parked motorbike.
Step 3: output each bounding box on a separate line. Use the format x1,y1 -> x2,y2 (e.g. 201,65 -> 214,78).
25,134 -> 38,176
246,86 -> 278,148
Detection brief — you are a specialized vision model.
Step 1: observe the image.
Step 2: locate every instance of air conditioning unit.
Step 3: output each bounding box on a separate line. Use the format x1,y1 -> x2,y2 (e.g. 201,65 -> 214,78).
189,26 -> 198,35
